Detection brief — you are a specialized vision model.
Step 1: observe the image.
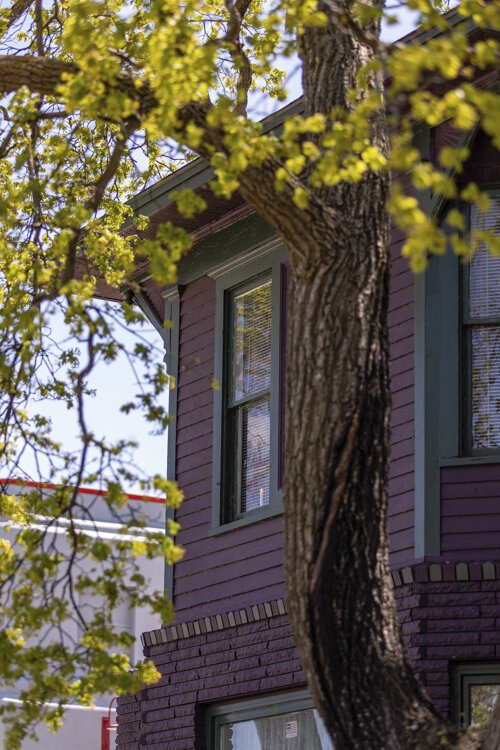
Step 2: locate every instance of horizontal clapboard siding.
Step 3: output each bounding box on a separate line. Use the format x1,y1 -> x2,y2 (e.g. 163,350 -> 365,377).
388,235 -> 415,566
173,276 -> 285,621
441,464 -> 500,559
173,236 -> 417,620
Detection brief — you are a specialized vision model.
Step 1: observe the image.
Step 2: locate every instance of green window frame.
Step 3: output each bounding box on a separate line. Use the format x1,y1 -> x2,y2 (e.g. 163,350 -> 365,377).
462,191 -> 500,455
414,187 -> 500,558
210,241 -> 287,532
206,690 -> 334,750
453,663 -> 500,726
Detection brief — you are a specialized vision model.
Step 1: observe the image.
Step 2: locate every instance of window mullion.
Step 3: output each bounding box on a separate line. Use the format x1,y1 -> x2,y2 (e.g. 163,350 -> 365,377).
228,388 -> 271,410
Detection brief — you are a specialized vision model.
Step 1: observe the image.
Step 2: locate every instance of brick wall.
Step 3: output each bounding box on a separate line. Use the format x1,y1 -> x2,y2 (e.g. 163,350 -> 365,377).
395,577 -> 500,719
117,606 -> 304,750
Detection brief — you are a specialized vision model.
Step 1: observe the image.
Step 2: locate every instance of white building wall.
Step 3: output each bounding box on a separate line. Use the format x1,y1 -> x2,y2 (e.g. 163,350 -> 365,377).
0,485 -> 165,750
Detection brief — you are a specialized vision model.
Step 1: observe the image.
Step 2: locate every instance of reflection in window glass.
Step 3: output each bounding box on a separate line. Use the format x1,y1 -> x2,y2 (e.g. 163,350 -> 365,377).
471,326 -> 500,448
240,397 -> 270,512
467,197 -> 500,450
232,282 -> 272,402
219,708 -> 334,749
227,278 -> 272,515
470,684 -> 500,725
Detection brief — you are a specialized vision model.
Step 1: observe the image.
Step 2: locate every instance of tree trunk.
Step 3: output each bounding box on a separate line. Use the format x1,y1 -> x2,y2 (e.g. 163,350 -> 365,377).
236,5 -> 500,746
235,4 -> 458,748
283,216 -> 449,749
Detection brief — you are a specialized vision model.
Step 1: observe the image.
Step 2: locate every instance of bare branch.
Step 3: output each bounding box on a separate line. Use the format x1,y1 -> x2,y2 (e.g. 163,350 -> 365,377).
34,0 -> 44,55
224,0 -> 252,116
0,0 -> 35,38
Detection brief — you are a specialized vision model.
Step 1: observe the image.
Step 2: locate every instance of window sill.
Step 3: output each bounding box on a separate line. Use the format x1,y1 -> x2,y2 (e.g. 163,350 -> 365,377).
440,455 -> 500,467
209,498 -> 283,536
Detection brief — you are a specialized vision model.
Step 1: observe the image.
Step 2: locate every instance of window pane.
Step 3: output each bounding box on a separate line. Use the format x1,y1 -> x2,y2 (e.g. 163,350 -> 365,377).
232,281 -> 272,402
470,684 -> 500,725
471,326 -> 500,449
219,708 -> 334,749
469,198 -> 500,318
240,398 -> 270,513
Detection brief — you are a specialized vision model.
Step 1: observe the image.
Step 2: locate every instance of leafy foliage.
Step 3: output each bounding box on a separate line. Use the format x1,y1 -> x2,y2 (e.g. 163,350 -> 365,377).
0,0 -> 498,745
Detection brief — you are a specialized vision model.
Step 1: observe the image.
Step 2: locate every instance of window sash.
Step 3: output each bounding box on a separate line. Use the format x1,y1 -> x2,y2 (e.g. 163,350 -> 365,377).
228,394 -> 271,515
223,273 -> 273,520
207,691 -> 334,750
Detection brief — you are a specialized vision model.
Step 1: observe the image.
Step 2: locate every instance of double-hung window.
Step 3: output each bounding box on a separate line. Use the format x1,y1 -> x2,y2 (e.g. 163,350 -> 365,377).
211,243 -> 287,530
463,195 -> 500,452
226,277 -> 272,514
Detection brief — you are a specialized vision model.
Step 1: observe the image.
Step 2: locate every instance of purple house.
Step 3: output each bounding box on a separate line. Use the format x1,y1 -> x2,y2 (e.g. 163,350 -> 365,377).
116,14 -> 500,750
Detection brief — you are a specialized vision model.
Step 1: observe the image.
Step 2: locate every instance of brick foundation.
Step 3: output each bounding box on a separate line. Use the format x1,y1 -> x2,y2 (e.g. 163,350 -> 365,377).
118,565 -> 500,747
117,612 -> 304,750
395,577 -> 500,718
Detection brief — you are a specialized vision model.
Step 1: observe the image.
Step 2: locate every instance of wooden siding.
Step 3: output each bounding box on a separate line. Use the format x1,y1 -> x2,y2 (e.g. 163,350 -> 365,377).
173,229 -> 417,619
388,230 -> 415,566
173,276 -> 285,621
441,464 -> 500,560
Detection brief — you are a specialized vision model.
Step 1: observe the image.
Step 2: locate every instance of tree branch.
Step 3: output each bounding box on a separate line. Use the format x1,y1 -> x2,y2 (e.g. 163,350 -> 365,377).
0,0 -> 35,38
224,0 -> 253,115
0,55 -> 157,115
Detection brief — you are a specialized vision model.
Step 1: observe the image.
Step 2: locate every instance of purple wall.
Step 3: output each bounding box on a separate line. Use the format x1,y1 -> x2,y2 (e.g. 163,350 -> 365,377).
173,240 -> 418,619
173,277 -> 285,621
441,464 -> 500,560
388,229 -> 415,565
117,605 -> 303,750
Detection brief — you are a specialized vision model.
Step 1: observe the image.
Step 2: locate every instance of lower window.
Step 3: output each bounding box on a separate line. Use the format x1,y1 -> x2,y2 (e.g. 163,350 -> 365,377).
454,663 -> 500,725
208,691 -> 334,749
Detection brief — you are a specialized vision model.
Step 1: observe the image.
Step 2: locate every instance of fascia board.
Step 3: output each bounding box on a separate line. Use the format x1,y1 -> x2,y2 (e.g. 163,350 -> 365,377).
127,98 -> 304,216
127,11 -> 481,216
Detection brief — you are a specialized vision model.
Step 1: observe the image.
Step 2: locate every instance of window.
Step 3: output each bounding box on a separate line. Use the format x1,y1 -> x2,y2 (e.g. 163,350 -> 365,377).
454,664 -> 500,726
226,278 -> 272,514
211,243 -> 287,530
463,194 -> 500,452
207,691 -> 335,750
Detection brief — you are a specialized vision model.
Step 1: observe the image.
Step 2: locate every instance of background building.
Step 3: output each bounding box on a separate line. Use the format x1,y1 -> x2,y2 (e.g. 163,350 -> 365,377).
0,483 -> 165,750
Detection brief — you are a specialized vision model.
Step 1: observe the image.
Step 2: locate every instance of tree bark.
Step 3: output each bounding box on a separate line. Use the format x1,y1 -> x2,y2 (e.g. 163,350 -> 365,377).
235,4 -> 458,749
